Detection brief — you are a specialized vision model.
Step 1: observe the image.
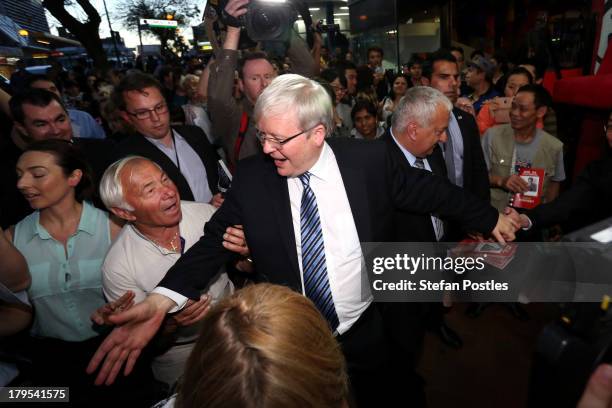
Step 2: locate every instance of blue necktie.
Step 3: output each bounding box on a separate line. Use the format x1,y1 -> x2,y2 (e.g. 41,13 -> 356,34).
299,172 -> 339,332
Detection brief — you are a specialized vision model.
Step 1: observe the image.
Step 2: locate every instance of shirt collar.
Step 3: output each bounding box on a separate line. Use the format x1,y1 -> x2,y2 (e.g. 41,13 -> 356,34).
145,129 -> 183,149
301,142 -> 333,184
27,201 -> 96,242
390,128 -> 418,166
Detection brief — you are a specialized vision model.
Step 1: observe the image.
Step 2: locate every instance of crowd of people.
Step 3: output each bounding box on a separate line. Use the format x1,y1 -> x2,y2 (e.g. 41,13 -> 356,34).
1,0 -> 612,406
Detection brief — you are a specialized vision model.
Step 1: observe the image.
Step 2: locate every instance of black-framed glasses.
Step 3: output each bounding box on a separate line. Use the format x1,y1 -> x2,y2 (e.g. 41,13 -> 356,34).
126,103 -> 168,120
255,124 -> 320,150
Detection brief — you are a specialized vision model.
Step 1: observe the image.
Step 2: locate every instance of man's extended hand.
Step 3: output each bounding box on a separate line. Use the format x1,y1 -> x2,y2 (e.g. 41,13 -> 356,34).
86,293 -> 176,385
173,294 -> 211,327
577,364 -> 612,408
90,291 -> 135,326
504,207 -> 531,230
491,213 -> 520,244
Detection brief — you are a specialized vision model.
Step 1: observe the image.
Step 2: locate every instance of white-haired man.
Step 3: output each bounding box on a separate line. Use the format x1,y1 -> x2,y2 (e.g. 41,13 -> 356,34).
98,156 -> 248,387
89,74 -> 520,406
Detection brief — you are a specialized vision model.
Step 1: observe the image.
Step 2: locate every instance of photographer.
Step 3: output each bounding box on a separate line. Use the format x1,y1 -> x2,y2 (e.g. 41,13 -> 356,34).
206,0 -> 317,169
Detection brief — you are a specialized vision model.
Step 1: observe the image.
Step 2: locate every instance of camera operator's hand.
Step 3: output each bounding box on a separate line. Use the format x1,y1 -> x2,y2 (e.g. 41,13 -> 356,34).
577,363 -> 612,408
225,0 -> 249,20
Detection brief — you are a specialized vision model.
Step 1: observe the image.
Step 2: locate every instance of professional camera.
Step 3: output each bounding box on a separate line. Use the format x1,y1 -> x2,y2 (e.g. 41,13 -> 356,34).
528,299 -> 612,407
217,0 -> 302,42
315,19 -> 340,34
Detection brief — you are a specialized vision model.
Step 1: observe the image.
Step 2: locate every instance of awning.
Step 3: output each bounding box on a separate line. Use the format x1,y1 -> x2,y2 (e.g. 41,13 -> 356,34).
30,31 -> 81,48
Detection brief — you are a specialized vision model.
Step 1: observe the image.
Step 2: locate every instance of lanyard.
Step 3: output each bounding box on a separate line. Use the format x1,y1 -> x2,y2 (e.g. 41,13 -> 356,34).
171,131 -> 181,173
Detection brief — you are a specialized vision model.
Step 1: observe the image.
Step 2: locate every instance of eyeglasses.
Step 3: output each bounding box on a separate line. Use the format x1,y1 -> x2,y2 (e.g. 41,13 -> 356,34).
126,103 -> 168,120
331,85 -> 347,93
255,124 -> 320,150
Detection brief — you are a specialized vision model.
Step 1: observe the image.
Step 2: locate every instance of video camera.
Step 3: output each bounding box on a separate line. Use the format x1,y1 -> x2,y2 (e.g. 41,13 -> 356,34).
528,299 -> 612,407
315,19 -> 340,34
216,0 -> 307,43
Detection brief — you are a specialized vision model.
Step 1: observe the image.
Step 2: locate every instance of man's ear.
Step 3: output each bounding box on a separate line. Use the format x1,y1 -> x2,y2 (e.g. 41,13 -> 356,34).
406,121 -> 418,141
110,206 -> 136,222
13,122 -> 28,138
536,105 -> 548,120
238,78 -> 244,94
312,123 -> 327,145
118,110 -> 131,123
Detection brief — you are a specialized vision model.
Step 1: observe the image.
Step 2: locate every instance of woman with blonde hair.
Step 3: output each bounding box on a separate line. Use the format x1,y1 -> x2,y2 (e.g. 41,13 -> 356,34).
156,283 -> 349,408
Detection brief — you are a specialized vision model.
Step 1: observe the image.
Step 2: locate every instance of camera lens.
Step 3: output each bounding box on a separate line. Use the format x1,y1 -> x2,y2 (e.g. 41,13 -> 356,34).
250,7 -> 284,38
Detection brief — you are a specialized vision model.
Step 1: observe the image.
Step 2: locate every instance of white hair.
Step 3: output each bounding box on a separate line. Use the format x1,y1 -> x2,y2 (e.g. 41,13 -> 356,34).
99,156 -> 159,211
254,74 -> 334,137
391,86 -> 453,133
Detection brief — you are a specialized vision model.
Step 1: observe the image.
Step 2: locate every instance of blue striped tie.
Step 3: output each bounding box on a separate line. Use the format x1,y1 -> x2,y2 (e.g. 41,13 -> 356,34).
299,172 -> 339,332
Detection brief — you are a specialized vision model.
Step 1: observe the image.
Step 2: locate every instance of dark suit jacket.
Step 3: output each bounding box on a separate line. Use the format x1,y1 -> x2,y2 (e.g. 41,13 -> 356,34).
116,125 -> 219,201
382,131 -> 448,242
159,138 -> 498,300
528,157 -> 612,230
452,108 -> 490,201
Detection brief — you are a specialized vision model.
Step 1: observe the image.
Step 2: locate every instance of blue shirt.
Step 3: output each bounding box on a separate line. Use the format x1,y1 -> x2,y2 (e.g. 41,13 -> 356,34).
69,109 -> 106,139
13,201 -> 110,341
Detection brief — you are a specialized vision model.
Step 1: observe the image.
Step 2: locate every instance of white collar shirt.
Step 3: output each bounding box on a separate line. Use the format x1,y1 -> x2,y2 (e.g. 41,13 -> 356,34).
287,142 -> 371,335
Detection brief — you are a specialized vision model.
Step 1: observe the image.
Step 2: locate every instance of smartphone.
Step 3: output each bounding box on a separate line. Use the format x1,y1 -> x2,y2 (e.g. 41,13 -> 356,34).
493,97 -> 512,123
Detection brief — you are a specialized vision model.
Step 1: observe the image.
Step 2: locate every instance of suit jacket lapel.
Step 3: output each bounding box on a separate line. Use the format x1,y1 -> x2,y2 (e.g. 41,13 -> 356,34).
263,165 -> 301,285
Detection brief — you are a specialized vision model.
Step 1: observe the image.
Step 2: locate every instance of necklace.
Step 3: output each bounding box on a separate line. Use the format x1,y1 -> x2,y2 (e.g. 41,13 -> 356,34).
151,231 -> 180,252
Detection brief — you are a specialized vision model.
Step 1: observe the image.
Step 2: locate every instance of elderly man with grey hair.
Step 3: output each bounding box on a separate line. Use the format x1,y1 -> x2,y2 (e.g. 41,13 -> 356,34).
88,74 -> 520,407
98,155 -> 248,388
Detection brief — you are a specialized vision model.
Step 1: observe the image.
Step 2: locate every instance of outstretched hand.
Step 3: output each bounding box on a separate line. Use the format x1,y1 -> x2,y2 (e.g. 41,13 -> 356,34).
86,293 -> 175,385
491,212 -> 520,244
91,291 -> 136,326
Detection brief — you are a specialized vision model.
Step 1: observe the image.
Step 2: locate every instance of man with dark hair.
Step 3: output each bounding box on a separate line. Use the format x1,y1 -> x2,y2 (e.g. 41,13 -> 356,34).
113,72 -> 222,207
1,89 -> 115,228
463,55 -> 500,113
367,46 -> 389,101
206,0 -> 317,169
424,50 -> 490,205
483,84 -> 564,214
26,74 -> 106,139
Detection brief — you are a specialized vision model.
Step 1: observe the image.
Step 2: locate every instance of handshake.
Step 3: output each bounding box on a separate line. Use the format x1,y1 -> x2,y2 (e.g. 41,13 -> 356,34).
490,208 -> 531,243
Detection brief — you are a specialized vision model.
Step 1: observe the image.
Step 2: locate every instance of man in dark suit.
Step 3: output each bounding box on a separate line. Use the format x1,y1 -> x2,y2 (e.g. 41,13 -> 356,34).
113,72 -> 222,207
87,76 -> 519,407
425,49 -> 491,210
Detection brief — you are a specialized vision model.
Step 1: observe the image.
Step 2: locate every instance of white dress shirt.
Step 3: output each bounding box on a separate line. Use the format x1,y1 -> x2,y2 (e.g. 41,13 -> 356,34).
287,142 -> 371,335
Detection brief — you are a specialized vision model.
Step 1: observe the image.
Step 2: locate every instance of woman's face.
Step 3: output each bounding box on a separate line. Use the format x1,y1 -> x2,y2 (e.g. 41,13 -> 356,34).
505,73 -> 530,97
16,151 -> 80,210
330,78 -> 347,104
393,77 -> 408,97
